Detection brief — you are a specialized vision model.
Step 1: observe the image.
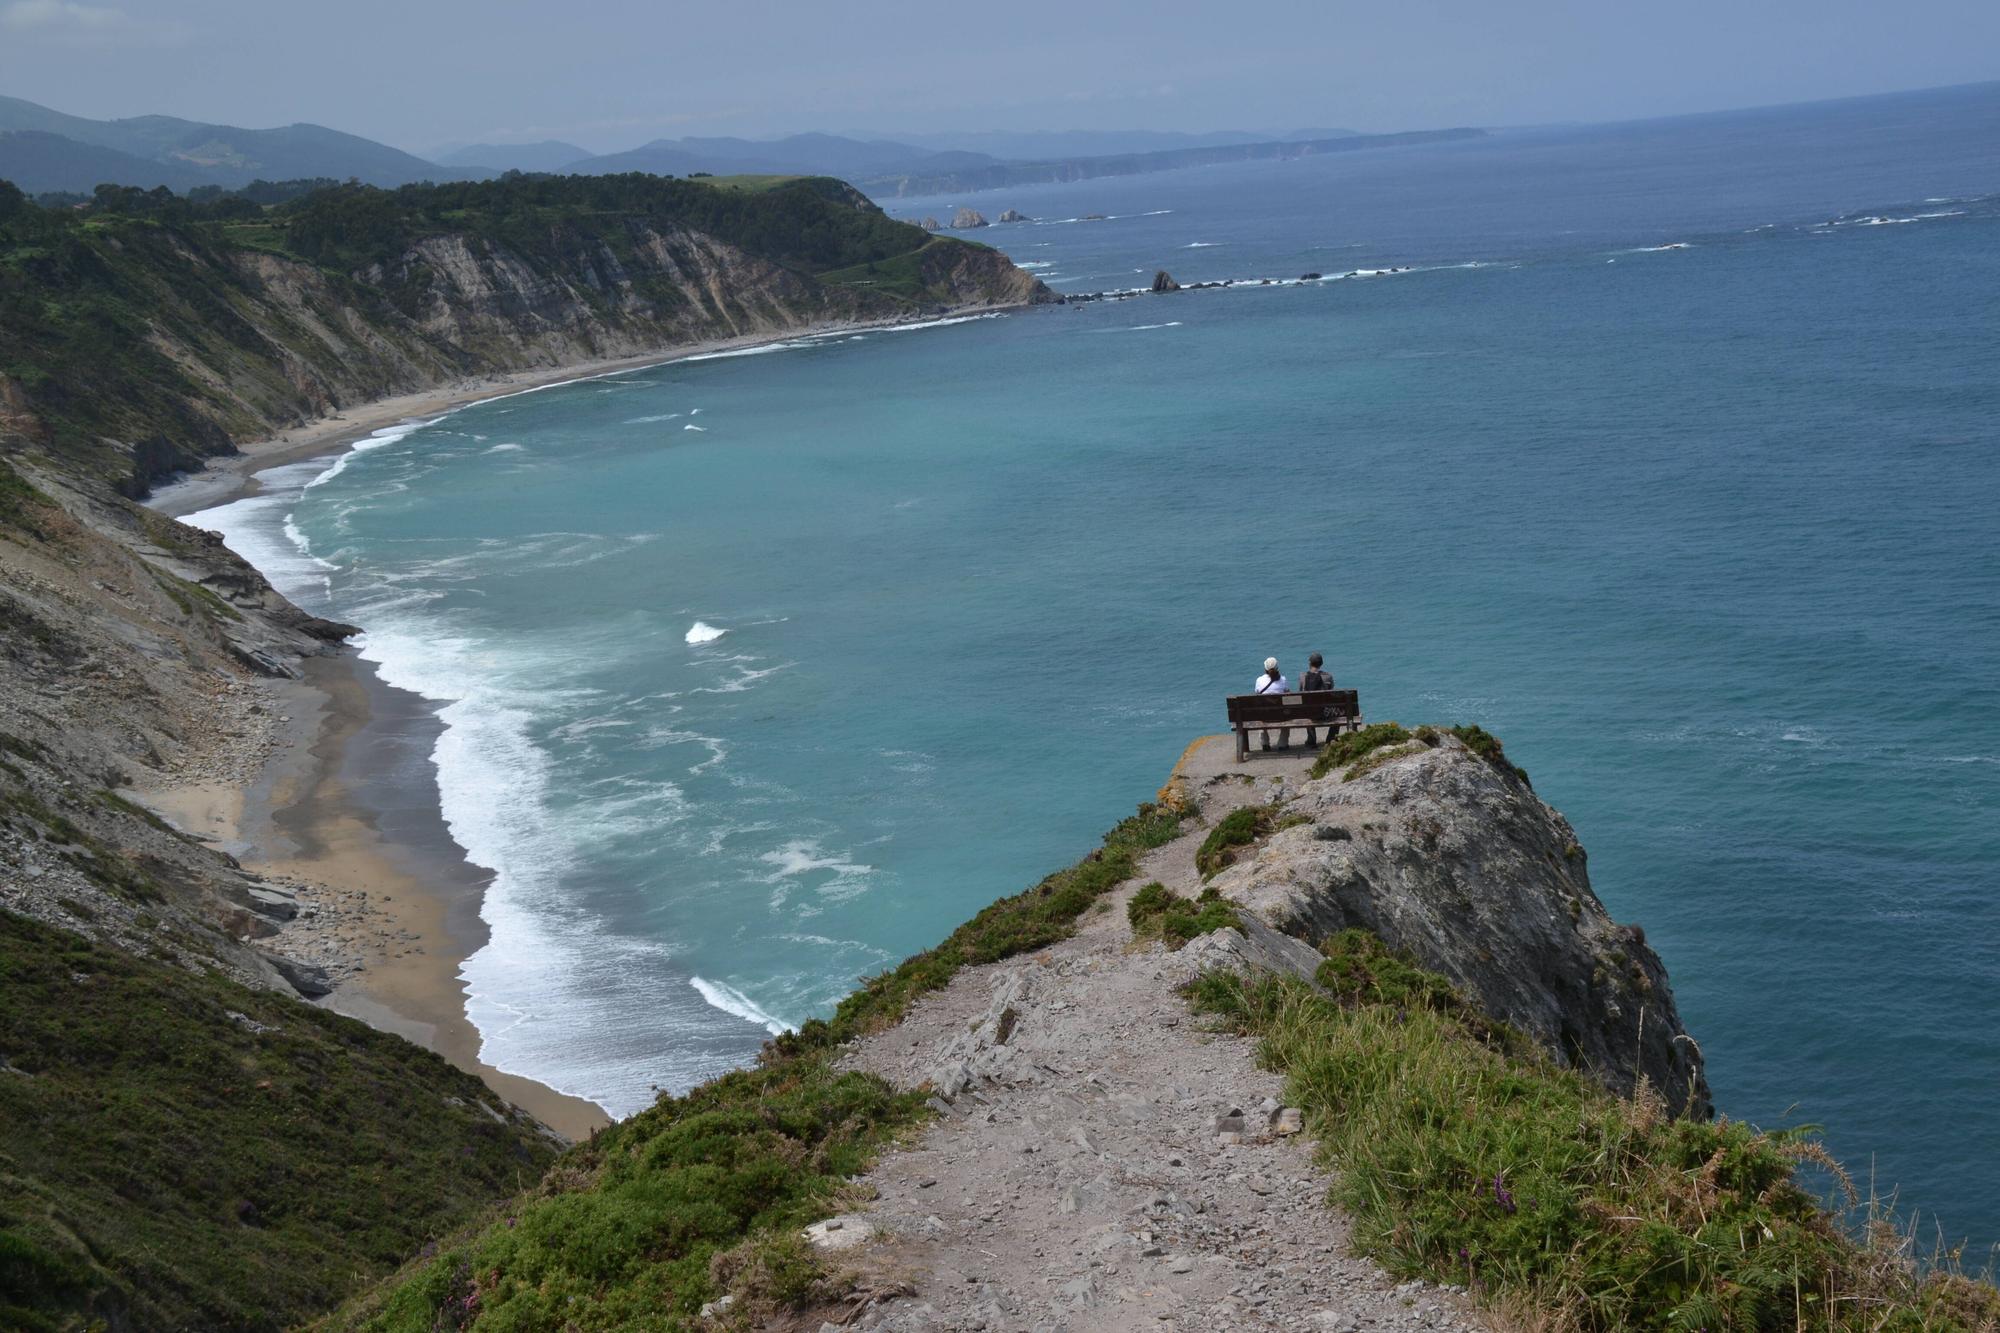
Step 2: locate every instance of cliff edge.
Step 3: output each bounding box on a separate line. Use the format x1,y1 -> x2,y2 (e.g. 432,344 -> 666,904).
1207,729 -> 1711,1116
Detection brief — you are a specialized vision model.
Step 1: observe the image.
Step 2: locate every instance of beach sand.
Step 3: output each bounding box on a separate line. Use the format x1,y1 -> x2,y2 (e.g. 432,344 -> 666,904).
144,658 -> 609,1138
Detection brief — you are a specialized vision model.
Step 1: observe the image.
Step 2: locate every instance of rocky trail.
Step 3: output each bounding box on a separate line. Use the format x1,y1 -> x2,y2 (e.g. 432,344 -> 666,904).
809,737 -> 1491,1333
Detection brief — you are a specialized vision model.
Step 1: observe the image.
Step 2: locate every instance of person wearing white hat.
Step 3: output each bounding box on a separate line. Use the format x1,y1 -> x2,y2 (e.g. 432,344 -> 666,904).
1253,657 -> 1290,695
1252,656 -> 1293,750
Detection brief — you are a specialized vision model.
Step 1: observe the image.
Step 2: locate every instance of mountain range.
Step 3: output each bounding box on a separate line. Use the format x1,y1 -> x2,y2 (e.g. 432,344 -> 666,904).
0,94 -> 1460,199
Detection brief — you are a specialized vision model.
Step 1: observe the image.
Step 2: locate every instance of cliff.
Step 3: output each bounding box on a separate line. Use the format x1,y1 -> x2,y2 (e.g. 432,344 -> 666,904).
0,172 -> 1051,495
1205,728 -> 1711,1115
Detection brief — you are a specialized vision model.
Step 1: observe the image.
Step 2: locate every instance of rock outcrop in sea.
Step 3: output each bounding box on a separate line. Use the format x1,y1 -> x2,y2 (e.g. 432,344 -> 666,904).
1152,269 -> 1181,292
951,207 -> 989,229
997,208 -> 1030,222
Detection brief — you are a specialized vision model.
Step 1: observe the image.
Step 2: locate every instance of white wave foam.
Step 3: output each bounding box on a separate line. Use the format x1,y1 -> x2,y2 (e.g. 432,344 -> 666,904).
679,341 -> 815,361
684,424 -> 707,432
302,418 -> 436,494
1625,242 -> 1692,252
640,726 -> 730,773
483,442 -> 527,453
689,977 -> 789,1035
1183,241 -> 1222,248
693,660 -> 791,694
623,412 -> 682,424
1836,210 -> 1965,227
685,620 -> 726,644
883,312 -> 1007,332
1015,260 -> 1056,269
1101,321 -> 1184,332
759,839 -> 876,902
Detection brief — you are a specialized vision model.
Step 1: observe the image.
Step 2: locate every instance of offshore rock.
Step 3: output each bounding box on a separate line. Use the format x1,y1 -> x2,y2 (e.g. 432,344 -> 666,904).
920,215 -> 940,231
1210,733 -> 1711,1116
1151,270 -> 1181,292
997,208 -> 1030,222
951,207 -> 989,229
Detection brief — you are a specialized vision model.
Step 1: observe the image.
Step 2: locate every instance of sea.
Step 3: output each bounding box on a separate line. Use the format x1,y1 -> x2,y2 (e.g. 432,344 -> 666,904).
189,82 -> 2000,1253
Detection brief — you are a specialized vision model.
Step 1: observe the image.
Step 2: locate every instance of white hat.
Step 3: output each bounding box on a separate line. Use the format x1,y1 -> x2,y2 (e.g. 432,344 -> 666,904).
1264,657 -> 1279,671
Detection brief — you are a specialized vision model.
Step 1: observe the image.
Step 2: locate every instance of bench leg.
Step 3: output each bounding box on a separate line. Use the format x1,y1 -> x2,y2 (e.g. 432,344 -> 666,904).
1235,726 -> 1247,764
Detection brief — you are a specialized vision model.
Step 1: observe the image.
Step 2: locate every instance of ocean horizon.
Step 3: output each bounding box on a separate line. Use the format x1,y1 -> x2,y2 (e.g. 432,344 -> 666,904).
189,83 -> 2000,1254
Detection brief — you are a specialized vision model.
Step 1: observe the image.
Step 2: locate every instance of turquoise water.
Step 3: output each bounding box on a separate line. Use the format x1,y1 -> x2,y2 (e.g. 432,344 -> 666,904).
196,84 -> 2000,1252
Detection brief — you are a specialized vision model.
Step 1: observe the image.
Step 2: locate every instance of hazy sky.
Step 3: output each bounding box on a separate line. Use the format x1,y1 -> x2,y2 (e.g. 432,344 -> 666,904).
2,0 -> 1997,153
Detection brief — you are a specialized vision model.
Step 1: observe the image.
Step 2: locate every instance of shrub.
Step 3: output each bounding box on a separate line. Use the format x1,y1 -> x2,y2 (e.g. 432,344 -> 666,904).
1189,944 -> 2000,1332
1195,805 -> 1274,877
1308,723 -> 1412,780
1447,724 -> 1530,786
1128,882 -> 1242,948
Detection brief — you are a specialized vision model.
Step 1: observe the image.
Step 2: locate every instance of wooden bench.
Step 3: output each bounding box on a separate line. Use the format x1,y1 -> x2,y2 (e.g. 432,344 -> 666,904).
1225,689 -> 1362,763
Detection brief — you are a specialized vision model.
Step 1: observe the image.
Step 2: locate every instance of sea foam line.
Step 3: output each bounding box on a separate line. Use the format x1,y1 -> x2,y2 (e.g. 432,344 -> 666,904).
689,978 -> 790,1035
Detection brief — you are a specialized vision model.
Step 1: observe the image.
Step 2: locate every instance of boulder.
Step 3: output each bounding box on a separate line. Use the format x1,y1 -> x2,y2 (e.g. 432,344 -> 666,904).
1151,270 -> 1181,293
263,953 -> 334,998
919,216 -> 940,231
950,207 -> 989,229
997,208 -> 1031,223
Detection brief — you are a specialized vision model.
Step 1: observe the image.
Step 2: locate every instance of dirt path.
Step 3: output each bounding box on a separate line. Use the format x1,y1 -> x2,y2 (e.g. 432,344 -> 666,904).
819,737 -> 1488,1333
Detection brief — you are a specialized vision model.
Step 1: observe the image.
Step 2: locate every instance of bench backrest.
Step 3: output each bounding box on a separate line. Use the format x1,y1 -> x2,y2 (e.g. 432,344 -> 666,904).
1225,689 -> 1359,724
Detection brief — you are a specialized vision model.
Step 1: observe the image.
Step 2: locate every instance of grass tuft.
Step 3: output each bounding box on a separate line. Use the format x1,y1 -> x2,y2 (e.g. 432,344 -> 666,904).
1128,882 -> 1242,948
1195,804 -> 1274,877
1309,722 -> 1412,780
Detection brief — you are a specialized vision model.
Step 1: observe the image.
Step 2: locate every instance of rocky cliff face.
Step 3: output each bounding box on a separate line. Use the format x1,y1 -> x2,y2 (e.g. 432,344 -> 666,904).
0,454 -> 351,993
1209,734 -> 1711,1116
5,209 -> 1048,497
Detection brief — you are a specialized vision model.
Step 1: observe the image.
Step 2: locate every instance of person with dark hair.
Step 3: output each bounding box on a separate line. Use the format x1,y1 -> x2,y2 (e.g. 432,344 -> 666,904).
1298,653 -> 1334,746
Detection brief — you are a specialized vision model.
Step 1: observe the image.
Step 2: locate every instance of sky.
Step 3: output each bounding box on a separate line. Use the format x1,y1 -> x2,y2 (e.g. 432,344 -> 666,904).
1,0 -> 1997,154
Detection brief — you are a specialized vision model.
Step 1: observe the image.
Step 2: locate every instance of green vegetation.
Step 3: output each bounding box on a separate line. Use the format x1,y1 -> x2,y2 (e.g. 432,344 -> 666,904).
1190,944 -> 2000,1333
331,1056 -> 927,1331
788,801 -> 1183,1048
1128,882 -> 1242,948
1195,803 -> 1275,877
0,457 -> 58,540
332,804 -> 1179,1330
1440,723 -> 1530,786
687,173 -> 805,193
1308,722 -> 1412,780
0,910 -> 557,1333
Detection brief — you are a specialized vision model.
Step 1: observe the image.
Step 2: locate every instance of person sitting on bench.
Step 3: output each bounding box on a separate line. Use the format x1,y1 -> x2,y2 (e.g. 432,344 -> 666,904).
1254,657 -> 1291,749
1297,653 -> 1333,746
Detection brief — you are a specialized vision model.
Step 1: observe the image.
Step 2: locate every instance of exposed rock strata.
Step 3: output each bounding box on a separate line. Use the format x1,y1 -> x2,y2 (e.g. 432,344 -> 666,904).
1211,734 -> 1711,1115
